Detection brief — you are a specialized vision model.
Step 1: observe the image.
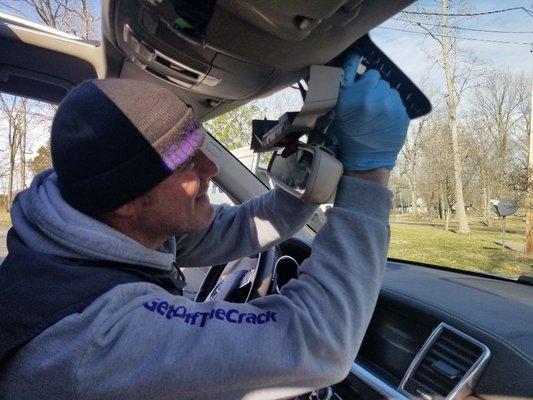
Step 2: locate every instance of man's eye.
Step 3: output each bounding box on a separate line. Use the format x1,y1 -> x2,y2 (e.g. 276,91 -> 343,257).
172,158 -> 195,174
183,158 -> 196,170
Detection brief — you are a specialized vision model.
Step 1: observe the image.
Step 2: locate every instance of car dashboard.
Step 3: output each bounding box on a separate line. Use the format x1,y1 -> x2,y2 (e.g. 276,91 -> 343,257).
277,239 -> 533,400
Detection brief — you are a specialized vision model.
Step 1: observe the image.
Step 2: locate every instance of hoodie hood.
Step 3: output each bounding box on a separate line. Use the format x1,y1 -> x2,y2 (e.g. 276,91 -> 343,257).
10,169 -> 176,272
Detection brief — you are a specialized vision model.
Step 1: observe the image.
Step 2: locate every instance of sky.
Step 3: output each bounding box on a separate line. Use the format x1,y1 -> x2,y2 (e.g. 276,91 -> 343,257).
371,0 -> 532,87
1,0 -> 531,123
256,0 -> 532,118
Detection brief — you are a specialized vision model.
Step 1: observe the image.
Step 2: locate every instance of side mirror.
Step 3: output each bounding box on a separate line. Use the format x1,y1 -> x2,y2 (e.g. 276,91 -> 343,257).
267,143 -> 343,204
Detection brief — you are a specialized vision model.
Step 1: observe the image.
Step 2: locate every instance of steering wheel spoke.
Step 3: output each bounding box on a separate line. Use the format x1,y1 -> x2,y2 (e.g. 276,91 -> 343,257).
196,248 -> 277,303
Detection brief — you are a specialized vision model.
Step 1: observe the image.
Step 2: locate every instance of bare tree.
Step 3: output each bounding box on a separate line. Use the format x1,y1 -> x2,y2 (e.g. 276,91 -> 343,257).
434,0 -> 469,232
474,72 -> 523,197
18,106 -> 27,189
389,172 -> 409,214
0,0 -> 100,205
79,0 -> 91,39
0,95 -> 27,210
521,80 -> 533,253
463,119 -> 496,225
1,0 -> 101,40
402,0 -> 479,233
418,118 -> 456,230
20,0 -> 61,28
398,115 -> 431,215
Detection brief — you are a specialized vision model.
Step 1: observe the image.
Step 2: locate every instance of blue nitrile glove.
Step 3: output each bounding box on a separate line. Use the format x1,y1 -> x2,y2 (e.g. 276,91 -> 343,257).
328,54 -> 410,171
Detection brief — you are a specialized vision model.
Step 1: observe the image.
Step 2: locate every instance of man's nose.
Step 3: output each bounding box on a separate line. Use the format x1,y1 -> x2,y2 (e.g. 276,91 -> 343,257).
197,151 -> 219,179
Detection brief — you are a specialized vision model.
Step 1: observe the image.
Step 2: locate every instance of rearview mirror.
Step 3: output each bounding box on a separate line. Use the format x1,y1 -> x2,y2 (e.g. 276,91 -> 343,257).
267,144 -> 343,204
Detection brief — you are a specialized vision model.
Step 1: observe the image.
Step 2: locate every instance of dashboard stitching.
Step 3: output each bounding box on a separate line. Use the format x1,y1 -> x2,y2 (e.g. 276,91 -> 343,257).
381,287 -> 533,364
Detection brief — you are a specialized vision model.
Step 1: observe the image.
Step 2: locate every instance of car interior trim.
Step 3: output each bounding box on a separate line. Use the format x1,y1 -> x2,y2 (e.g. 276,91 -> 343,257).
399,323 -> 491,400
271,255 -> 300,294
350,362 -> 409,399
0,10 -> 92,42
387,257 -> 522,286
381,286 -> 531,363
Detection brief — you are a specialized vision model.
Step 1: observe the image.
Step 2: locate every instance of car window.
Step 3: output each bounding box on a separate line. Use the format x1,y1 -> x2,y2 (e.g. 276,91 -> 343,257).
203,87 -> 331,231
2,1 -> 531,280
207,2 -> 533,280
1,1 -> 102,42
0,95 -> 54,259
208,182 -> 235,206
0,93 -> 236,255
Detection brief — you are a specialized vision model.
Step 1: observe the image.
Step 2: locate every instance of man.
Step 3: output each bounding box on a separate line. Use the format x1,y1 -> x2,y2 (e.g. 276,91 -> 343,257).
0,54 -> 409,399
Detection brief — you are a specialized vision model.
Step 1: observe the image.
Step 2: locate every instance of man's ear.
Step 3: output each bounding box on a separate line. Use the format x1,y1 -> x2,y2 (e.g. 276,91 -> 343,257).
113,200 -> 138,218
137,191 -> 154,210
112,191 -> 153,219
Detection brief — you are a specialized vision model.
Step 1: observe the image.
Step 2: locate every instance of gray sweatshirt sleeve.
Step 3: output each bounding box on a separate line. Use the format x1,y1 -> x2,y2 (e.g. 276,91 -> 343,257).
76,176 -> 391,400
175,186 -> 318,267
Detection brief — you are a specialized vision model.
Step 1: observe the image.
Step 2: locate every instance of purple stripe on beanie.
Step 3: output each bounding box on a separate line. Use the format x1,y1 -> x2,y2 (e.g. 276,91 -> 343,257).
162,123 -> 205,171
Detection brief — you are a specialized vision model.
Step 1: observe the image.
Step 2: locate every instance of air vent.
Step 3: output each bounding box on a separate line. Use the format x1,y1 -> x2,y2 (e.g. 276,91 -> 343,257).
400,323 -> 490,400
154,55 -> 199,79
122,24 -> 220,89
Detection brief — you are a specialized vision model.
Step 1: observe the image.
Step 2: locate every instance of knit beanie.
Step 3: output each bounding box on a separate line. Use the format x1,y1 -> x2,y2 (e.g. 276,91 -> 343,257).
51,79 -> 205,215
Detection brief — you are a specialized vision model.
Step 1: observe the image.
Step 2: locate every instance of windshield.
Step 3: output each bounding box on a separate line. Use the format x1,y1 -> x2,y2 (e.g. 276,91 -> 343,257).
206,1 -> 533,281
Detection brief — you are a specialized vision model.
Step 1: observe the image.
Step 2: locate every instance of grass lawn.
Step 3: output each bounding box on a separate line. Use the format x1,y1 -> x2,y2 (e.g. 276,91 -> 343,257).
389,218 -> 533,279
0,206 -> 530,279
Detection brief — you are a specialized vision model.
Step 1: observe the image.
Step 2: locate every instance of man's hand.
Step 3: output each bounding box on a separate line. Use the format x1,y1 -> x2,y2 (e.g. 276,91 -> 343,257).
328,53 -> 410,172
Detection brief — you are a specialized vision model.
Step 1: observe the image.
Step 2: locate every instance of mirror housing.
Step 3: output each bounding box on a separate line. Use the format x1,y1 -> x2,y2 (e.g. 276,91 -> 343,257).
267,143 -> 343,204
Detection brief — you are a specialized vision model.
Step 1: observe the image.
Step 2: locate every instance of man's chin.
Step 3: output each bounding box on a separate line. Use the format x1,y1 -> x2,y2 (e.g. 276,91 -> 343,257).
205,203 -> 216,223
196,196 -> 215,226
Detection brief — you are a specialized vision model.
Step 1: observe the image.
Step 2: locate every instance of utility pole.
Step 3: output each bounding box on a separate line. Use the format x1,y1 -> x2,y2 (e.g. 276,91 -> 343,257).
251,152 -> 260,175
525,80 -> 533,253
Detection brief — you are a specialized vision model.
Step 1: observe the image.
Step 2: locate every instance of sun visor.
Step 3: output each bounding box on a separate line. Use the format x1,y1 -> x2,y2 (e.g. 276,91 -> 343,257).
216,0 -> 359,42
204,54 -> 276,100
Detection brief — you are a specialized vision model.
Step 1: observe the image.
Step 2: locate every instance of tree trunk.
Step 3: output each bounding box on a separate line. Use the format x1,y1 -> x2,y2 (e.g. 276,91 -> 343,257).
7,125 -> 16,212
251,152 -> 260,175
482,184 -> 492,227
81,0 -> 91,39
525,81 -> 533,253
440,0 -> 470,233
449,126 -> 470,232
19,109 -> 27,189
6,162 -> 14,212
438,186 -> 446,220
399,190 -> 404,215
409,179 -> 418,215
445,205 -> 451,232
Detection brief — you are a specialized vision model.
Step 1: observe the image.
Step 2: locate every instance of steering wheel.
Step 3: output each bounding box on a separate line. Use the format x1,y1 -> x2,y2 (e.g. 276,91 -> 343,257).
194,249 -> 277,303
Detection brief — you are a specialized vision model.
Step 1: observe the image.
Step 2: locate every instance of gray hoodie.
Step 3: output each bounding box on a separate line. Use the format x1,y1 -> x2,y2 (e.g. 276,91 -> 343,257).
0,170 -> 391,400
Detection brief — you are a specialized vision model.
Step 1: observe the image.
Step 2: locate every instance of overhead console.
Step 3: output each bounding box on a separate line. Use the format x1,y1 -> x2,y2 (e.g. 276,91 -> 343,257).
105,0 -> 413,105
112,0 -> 278,101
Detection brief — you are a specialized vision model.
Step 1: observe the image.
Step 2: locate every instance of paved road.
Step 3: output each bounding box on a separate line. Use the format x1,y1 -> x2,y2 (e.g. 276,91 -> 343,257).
0,224 -> 9,260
